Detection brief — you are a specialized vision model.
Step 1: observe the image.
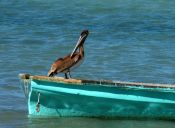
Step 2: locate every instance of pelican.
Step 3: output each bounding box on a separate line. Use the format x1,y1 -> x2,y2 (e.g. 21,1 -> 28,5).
47,30 -> 89,79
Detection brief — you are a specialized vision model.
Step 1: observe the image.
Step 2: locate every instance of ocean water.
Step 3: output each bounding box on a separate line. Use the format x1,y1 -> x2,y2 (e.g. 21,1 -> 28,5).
0,0 -> 175,127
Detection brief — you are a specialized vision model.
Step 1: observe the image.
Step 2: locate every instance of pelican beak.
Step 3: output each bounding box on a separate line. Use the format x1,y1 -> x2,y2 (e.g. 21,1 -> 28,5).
47,66 -> 57,77
70,34 -> 86,58
47,69 -> 54,77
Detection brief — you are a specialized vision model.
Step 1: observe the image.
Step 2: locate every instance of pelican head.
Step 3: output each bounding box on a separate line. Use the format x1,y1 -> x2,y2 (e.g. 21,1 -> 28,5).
70,30 -> 89,57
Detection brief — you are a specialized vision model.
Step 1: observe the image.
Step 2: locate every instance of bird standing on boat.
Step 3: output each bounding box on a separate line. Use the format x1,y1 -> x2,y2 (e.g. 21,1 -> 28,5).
47,30 -> 89,79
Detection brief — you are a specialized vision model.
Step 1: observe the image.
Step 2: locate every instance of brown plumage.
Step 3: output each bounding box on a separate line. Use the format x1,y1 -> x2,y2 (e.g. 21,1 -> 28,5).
47,30 -> 89,78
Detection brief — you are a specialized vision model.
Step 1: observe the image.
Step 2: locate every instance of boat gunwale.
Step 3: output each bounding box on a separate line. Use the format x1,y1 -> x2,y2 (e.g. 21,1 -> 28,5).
19,74 -> 175,89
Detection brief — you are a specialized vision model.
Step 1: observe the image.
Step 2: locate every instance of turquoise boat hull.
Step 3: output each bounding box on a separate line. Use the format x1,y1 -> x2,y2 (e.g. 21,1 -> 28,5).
19,74 -> 175,119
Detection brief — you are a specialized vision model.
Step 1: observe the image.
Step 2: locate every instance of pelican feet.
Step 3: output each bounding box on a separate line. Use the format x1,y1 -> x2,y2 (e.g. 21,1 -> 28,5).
64,71 -> 71,79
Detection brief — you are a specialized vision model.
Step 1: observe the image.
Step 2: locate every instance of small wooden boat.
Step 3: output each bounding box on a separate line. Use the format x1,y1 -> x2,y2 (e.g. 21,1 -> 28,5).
19,74 -> 175,119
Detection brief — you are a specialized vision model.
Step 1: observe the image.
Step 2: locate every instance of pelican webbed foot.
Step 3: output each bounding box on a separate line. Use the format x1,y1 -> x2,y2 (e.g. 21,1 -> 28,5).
65,73 -> 68,79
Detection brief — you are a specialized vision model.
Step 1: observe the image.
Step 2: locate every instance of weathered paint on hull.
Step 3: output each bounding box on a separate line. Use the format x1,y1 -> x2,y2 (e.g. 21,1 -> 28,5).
28,80 -> 175,119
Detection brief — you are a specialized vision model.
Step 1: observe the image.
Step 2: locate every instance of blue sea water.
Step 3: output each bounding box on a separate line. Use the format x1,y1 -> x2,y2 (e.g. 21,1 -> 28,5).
0,0 -> 175,127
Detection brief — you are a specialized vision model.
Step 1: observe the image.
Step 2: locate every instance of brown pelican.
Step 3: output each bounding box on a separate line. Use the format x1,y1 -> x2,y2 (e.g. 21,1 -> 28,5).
47,30 -> 89,79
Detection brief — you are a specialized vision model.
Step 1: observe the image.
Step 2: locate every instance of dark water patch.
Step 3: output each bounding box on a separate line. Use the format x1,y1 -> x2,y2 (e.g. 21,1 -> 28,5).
13,117 -> 175,128
0,110 -> 27,128
0,84 -> 19,91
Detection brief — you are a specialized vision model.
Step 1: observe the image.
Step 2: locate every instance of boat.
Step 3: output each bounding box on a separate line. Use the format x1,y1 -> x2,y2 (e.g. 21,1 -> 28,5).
19,73 -> 175,119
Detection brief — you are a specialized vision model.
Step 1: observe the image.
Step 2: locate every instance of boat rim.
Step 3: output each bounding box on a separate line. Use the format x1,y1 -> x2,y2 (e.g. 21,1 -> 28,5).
19,73 -> 175,89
